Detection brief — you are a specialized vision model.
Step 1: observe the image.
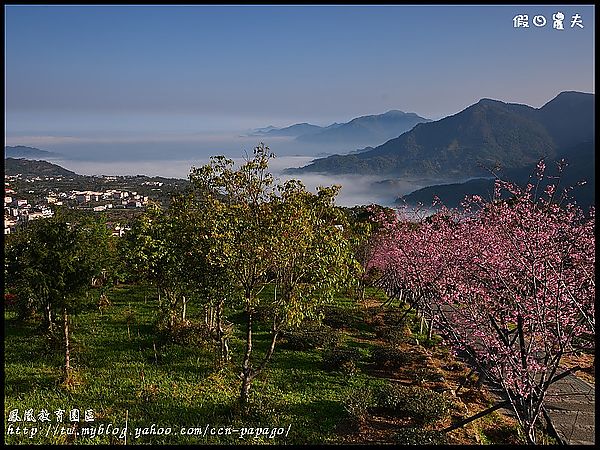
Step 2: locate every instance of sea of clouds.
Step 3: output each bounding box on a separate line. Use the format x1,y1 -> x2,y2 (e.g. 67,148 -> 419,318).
11,132 -> 428,208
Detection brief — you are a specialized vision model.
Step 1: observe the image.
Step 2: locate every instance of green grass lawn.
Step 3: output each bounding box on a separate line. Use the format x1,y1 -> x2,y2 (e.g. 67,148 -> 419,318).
4,283 -> 385,444
5,283 -> 531,445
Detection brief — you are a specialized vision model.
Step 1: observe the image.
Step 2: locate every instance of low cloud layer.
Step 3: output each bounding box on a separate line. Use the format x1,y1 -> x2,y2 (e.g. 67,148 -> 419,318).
55,155 -> 425,208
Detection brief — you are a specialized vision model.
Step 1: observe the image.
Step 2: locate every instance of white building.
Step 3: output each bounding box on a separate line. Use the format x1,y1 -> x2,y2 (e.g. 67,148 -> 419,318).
76,193 -> 91,203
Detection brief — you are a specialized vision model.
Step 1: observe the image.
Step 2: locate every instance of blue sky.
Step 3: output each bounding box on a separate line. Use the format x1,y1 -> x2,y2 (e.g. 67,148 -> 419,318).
5,4 -> 595,149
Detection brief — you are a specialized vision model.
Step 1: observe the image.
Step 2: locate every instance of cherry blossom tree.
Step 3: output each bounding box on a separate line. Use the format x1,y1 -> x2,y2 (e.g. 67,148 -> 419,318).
368,161 -> 595,443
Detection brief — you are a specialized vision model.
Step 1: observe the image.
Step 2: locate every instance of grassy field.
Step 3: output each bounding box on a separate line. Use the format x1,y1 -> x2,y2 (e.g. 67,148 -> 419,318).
5,282 -> 527,444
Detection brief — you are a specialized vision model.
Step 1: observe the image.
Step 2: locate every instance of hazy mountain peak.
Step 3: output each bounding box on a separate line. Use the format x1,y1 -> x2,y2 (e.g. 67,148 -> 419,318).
295,110 -> 431,148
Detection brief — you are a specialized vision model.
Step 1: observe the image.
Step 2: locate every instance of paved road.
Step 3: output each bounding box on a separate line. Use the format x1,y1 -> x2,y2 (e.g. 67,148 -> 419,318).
485,371 -> 595,445
423,302 -> 595,445
544,373 -> 595,445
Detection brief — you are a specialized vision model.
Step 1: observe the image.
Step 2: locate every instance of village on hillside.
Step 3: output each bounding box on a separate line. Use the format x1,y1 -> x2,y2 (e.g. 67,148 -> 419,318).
4,170 -> 186,235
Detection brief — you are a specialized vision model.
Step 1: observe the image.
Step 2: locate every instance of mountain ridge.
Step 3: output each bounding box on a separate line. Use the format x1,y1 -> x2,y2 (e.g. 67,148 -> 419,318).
288,91 -> 594,178
399,140 -> 595,210
5,157 -> 78,178
248,110 -> 431,147
295,110 -> 431,147
5,145 -> 63,160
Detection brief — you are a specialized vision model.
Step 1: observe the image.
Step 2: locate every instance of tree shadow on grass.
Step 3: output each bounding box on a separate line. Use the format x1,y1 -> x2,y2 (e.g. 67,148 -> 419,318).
4,316 -> 39,337
280,398 -> 346,442
5,371 -> 60,397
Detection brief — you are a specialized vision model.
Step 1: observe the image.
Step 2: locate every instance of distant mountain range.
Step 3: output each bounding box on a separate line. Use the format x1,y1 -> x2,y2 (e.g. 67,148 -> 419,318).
251,122 -> 342,137
288,91 -> 594,178
5,145 -> 62,160
5,157 -> 78,178
296,110 -> 431,147
250,110 -> 431,148
5,158 -> 190,186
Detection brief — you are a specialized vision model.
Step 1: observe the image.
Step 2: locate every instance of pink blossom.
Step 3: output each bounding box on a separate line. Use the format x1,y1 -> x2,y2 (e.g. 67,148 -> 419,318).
367,166 -> 595,443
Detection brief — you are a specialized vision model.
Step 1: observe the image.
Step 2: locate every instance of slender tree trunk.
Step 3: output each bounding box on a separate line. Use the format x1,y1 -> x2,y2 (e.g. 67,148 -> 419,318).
525,422 -> 537,445
206,305 -> 214,330
182,296 -> 187,321
398,303 -> 413,325
216,299 -> 229,363
168,292 -> 176,330
221,338 -> 230,365
255,328 -> 279,375
240,308 -> 254,405
517,315 -> 528,371
239,326 -> 279,405
240,376 -> 252,406
45,302 -> 54,333
63,307 -> 71,375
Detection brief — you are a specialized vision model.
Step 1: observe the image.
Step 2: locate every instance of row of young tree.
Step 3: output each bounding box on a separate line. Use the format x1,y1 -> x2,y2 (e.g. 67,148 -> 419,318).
5,210 -> 116,379
5,144 -> 360,406
367,160 -> 595,444
121,144 -> 359,404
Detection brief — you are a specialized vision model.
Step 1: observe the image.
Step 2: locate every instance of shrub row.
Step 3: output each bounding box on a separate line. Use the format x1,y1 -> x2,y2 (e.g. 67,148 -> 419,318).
320,305 -> 360,329
374,325 -> 411,345
322,347 -> 362,375
370,345 -> 426,370
164,320 -> 214,347
281,323 -> 342,351
375,383 -> 451,425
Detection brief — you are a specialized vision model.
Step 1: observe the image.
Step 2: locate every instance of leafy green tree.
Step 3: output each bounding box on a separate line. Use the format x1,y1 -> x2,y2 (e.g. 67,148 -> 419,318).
122,202 -> 187,331
5,212 -> 112,379
168,190 -> 237,362
190,147 -> 277,404
190,144 -> 358,405
340,205 -> 383,302
270,180 -> 358,327
123,193 -> 233,360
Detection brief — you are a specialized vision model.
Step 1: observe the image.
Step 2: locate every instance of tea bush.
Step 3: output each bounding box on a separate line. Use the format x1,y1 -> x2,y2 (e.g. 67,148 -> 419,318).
370,345 -> 425,370
374,325 -> 411,345
322,347 -> 362,374
343,386 -> 375,427
281,323 -> 342,350
376,383 -> 451,425
165,320 -> 214,347
321,305 -> 359,329
412,367 -> 445,384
